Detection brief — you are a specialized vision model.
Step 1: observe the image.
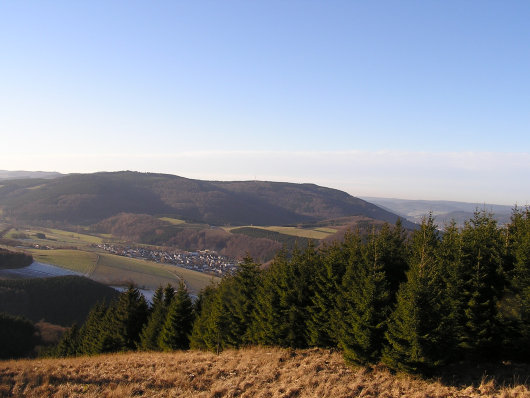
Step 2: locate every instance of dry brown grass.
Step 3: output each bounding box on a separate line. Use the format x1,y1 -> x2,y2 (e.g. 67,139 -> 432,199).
1,348 -> 529,398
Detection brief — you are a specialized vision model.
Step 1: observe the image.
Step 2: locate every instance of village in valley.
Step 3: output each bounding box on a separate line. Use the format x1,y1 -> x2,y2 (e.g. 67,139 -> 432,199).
96,243 -> 239,276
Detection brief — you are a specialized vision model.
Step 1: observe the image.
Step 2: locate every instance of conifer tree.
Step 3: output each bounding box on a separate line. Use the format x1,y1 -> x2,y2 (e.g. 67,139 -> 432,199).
338,228 -> 391,365
250,246 -> 315,348
383,215 -> 450,373
107,285 -> 149,351
206,287 -> 233,353
280,243 -> 317,348
223,255 -> 261,346
189,257 -> 261,353
163,284 -> 175,307
151,286 -> 165,311
460,210 -> 504,359
437,220 -> 466,360
78,302 -> 109,355
139,286 -> 168,351
377,220 -> 409,298
249,251 -> 288,346
337,221 -> 409,365
307,241 -> 347,347
158,281 -> 194,350
506,207 -> 530,358
189,284 -> 219,350
54,324 -> 80,357
189,281 -> 234,353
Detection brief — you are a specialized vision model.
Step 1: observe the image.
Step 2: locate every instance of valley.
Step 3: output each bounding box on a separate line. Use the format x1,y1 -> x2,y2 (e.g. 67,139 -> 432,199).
1,171 -> 527,398
0,171 -> 412,298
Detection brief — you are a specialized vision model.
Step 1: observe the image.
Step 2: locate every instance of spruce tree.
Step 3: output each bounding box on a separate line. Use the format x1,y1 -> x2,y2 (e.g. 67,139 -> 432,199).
250,247 -> 314,348
163,284 -> 175,307
107,285 -> 149,351
189,256 -> 261,353
224,255 -> 261,346
377,220 -> 409,298
438,220 -> 466,360
307,241 -> 347,347
54,324 -> 80,357
506,207 -> 530,359
206,288 -> 233,353
338,228 -> 391,365
460,210 -> 504,359
78,302 -> 109,355
139,286 -> 168,351
337,221 -> 409,365
189,284 -> 219,350
189,281 -> 233,353
159,281 -> 194,350
249,251 -> 287,346
383,215 -> 450,373
151,286 -> 165,312
281,243 -> 316,348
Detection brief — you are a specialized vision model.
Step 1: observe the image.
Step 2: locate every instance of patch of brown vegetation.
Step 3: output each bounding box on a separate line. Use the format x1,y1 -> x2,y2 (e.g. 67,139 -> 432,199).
1,348 -> 529,397
34,321 -> 66,346
169,229 -> 281,262
93,213 -> 168,243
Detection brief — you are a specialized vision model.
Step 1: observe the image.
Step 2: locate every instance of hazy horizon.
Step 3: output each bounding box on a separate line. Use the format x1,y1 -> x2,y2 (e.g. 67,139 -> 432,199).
0,165 -> 525,207
1,1 -> 529,206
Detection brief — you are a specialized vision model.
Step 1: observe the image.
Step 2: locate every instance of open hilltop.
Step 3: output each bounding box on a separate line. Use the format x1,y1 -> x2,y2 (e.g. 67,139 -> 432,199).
1,348 -> 529,398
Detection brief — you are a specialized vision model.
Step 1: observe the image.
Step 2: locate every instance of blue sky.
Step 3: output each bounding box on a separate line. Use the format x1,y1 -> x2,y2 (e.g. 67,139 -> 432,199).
1,1 -> 529,205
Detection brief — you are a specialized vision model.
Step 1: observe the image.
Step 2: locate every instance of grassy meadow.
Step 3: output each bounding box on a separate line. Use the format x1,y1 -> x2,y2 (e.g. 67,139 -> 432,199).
158,217 -> 186,225
29,249 -> 97,274
1,224 -> 218,293
27,248 -> 216,293
1,348 -> 529,398
225,225 -> 337,240
5,227 -> 102,246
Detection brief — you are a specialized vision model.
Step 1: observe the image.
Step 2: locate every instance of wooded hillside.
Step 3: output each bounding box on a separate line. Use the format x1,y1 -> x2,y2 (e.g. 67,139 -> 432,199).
0,276 -> 119,326
0,171 -> 412,227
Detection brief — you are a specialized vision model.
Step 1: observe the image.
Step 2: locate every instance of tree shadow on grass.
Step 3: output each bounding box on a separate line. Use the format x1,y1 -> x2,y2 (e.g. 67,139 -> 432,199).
433,361 -> 530,389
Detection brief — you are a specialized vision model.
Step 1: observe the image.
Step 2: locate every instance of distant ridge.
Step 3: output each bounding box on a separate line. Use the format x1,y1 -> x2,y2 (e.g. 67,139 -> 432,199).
361,197 -> 515,226
0,171 -> 414,228
0,170 -> 63,180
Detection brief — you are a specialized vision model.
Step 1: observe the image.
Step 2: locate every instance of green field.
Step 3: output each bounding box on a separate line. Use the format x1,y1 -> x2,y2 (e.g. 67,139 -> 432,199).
26,184 -> 46,190
29,249 -> 98,274
159,217 -> 186,225
6,227 -> 102,246
27,248 -> 217,294
313,227 -> 338,234
227,225 -> 334,240
3,224 -> 217,293
46,228 -> 103,244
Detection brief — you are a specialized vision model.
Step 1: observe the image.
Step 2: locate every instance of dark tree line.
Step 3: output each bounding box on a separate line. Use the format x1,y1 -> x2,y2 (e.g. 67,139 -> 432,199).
0,276 -> 119,326
0,248 -> 33,269
53,281 -> 194,357
53,209 -> 530,374
0,313 -> 38,359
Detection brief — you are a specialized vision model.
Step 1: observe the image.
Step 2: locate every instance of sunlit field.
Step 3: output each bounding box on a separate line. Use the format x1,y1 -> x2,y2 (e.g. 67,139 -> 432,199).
1,348 -> 529,398
224,225 -> 336,240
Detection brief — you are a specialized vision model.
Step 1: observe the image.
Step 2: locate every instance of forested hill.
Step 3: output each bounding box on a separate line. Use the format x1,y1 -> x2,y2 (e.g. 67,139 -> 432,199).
0,171 -> 413,227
